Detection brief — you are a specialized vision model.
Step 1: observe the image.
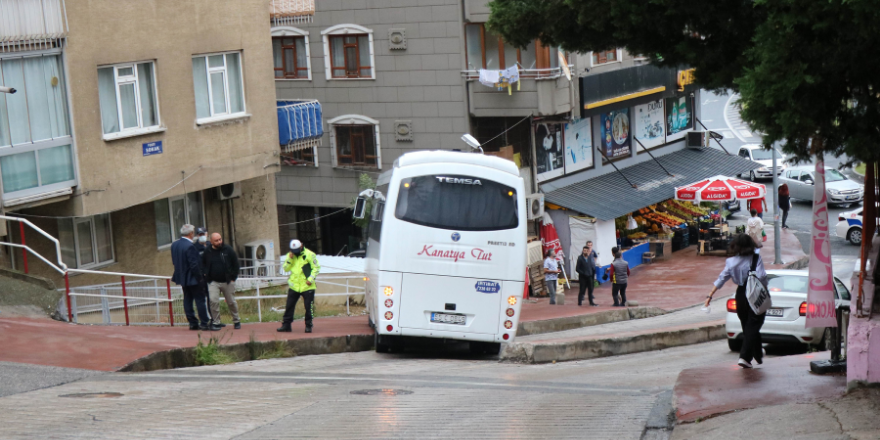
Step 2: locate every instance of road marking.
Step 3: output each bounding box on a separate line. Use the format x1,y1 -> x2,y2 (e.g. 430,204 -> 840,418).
723,94 -> 748,142
739,129 -> 753,138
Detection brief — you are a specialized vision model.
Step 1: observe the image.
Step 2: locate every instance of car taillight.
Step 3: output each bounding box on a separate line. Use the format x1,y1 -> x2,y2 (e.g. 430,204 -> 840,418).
839,215 -> 845,222
799,301 -> 817,316
502,333 -> 510,340
504,320 -> 513,329
384,311 -> 393,320
383,286 -> 393,296
384,299 -> 393,308
506,308 -> 515,317
726,298 -> 737,312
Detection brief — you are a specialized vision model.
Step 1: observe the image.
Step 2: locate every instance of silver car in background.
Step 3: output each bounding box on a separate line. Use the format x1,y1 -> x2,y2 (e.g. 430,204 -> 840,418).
779,165 -> 863,207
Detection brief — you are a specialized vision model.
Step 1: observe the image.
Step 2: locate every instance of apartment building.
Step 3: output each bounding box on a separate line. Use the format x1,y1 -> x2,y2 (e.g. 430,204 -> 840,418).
0,0 -> 281,286
269,0 -> 577,255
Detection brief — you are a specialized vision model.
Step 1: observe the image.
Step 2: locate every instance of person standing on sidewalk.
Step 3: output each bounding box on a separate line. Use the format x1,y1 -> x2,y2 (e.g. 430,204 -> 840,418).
747,196 -> 768,220
202,233 -> 242,330
543,249 -> 562,305
706,234 -> 768,369
171,224 -> 217,331
603,248 -> 630,307
576,242 -> 598,306
778,184 -> 791,229
747,209 -> 765,249
277,239 -> 321,333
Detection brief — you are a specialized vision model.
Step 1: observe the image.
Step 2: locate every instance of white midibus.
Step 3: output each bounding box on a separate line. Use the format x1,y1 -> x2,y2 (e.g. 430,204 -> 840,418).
355,150 -> 527,354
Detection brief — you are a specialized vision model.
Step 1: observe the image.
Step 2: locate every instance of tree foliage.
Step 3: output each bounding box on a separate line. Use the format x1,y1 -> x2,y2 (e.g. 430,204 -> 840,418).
487,0 -> 880,163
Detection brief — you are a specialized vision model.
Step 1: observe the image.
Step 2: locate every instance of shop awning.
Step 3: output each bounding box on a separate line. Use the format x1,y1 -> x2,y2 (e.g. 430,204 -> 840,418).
277,100 -> 323,152
543,148 -> 763,221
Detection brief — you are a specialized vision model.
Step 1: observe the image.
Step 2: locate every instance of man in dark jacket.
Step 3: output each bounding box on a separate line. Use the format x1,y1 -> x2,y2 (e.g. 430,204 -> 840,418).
575,241 -> 598,306
202,232 -> 242,329
171,224 -> 217,331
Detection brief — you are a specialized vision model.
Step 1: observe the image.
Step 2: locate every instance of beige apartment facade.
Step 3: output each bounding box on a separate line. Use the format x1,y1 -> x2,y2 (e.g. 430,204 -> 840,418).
0,0 -> 280,287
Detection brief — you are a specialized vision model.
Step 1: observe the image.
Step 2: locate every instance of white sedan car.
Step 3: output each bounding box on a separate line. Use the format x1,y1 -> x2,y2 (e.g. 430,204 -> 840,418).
725,270 -> 850,351
835,208 -> 863,245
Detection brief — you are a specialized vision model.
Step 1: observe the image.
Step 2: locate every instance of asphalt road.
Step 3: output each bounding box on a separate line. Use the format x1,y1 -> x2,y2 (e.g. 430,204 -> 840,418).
0,340 -> 802,440
701,90 -> 862,281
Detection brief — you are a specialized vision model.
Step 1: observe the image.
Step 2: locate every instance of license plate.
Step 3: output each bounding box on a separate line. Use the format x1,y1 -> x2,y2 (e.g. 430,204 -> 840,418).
766,308 -> 784,317
431,312 -> 466,325
846,195 -> 859,200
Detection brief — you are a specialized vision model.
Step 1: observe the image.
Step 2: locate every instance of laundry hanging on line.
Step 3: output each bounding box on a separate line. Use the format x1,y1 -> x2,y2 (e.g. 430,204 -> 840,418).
478,65 -> 520,94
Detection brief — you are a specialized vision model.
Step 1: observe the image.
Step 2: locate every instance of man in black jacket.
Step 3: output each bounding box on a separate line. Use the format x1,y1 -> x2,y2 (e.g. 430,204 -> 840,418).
576,241 -> 599,306
202,233 -> 242,329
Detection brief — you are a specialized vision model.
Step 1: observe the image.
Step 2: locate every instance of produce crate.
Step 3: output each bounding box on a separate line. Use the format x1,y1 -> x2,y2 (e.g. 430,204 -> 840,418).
528,262 -> 545,296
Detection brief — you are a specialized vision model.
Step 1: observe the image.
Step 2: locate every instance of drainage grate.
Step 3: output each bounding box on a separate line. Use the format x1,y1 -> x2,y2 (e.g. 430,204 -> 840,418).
350,389 -> 413,396
59,392 -> 124,398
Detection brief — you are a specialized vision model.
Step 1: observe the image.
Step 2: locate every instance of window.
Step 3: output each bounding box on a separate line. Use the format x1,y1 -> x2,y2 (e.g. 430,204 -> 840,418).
321,24 -> 375,80
97,62 -> 159,138
329,114 -> 381,169
273,37 -> 308,79
591,50 -> 620,65
154,192 -> 205,248
58,214 -> 114,269
0,144 -> 75,196
0,54 -> 69,147
280,148 -> 315,166
833,277 -> 851,301
192,52 -> 245,122
799,173 -> 813,183
464,24 -> 560,76
786,170 -> 800,180
395,175 -> 519,231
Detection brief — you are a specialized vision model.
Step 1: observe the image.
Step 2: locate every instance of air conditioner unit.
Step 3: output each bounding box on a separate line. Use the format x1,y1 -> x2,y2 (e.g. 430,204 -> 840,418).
686,131 -> 708,149
217,182 -> 242,200
243,239 -> 275,277
527,193 -> 545,220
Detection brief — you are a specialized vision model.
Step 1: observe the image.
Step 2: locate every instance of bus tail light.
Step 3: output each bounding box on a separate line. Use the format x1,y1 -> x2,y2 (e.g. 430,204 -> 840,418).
502,333 -> 510,340
726,299 -> 736,313
384,311 -> 393,320
383,286 -> 393,297
506,308 -> 515,317
386,325 -> 393,331
384,299 -> 393,308
507,296 -> 517,306
504,320 -> 513,329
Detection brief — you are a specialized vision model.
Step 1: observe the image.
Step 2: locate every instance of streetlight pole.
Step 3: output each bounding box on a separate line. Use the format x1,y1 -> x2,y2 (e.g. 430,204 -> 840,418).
772,146 -> 782,264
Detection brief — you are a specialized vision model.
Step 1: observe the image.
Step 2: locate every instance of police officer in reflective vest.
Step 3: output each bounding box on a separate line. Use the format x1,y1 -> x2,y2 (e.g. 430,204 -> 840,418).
277,239 -> 321,333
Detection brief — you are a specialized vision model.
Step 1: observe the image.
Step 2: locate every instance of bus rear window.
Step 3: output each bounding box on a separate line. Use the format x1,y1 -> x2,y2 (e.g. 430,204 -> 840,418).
394,175 -> 518,231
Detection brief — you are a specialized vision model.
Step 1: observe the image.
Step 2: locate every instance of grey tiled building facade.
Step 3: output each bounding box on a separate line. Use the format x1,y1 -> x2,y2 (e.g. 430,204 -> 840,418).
272,0 -> 576,254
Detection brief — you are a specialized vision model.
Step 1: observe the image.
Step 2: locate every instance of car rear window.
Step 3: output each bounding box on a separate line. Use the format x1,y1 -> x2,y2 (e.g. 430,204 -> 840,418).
767,275 -> 808,293
394,175 -> 518,231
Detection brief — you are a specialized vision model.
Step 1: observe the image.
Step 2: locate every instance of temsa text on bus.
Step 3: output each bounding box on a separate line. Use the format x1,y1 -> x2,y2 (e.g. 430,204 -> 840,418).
435,176 -> 482,185
418,245 -> 493,262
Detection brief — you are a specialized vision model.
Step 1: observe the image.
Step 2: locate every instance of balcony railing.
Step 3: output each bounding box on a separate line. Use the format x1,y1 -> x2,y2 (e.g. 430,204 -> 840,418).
0,0 -> 68,53
270,0 -> 314,26
461,66 -> 573,81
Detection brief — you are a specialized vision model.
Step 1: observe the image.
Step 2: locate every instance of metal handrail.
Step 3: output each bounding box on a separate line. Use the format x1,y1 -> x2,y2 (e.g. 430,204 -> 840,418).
0,215 -> 67,272
0,242 -> 66,274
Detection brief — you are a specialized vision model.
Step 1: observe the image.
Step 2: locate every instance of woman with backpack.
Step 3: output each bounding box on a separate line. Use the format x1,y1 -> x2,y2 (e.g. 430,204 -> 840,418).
705,234 -> 769,368
746,208 -> 765,248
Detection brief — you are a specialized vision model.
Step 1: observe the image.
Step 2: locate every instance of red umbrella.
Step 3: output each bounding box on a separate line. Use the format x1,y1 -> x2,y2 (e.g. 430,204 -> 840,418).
674,175 -> 765,203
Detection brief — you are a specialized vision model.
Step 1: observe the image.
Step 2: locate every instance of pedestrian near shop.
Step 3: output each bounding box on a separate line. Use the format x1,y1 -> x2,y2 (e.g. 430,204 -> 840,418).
706,234 -> 768,368
171,224 -> 217,331
543,249 -> 562,305
603,248 -> 630,307
193,227 -> 208,255
747,209 -> 765,248
747,196 -> 768,219
202,233 -> 242,330
778,184 -> 791,229
277,239 -> 321,333
576,242 -> 598,306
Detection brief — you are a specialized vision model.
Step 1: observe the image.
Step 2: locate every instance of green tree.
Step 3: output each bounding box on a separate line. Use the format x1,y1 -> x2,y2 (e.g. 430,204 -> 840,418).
487,0 -> 880,163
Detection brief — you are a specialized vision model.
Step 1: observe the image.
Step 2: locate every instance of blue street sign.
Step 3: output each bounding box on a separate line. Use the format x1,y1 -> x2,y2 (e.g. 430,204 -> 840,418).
143,141 -> 163,156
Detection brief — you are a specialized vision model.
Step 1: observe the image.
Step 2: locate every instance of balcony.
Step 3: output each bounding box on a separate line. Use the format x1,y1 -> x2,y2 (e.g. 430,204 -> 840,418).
270,0 -> 314,26
277,100 -> 322,167
0,0 -> 68,53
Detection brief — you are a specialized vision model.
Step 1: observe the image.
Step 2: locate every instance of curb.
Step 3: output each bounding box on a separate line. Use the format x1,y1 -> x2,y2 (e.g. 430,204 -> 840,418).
501,322 -> 725,364
783,256 -> 809,270
517,306 -> 667,336
119,334 -> 374,372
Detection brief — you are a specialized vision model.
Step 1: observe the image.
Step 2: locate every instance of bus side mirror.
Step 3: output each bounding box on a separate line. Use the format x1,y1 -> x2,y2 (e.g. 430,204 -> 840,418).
353,196 -> 367,219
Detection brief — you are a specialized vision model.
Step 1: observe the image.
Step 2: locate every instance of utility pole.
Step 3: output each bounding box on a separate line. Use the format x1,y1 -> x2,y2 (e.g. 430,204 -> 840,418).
772,146 -> 782,264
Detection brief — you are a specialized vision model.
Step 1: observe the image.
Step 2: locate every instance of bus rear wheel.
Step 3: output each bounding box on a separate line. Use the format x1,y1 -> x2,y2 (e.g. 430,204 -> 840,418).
469,342 -> 502,356
375,332 -> 390,353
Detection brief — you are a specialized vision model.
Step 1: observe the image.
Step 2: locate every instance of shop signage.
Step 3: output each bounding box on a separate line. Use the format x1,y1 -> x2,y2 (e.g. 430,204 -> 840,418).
601,109 -> 631,160
563,117 -> 593,175
535,122 -> 565,182
665,96 -> 693,142
142,141 -> 163,156
634,99 -> 666,149
677,68 -> 696,91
